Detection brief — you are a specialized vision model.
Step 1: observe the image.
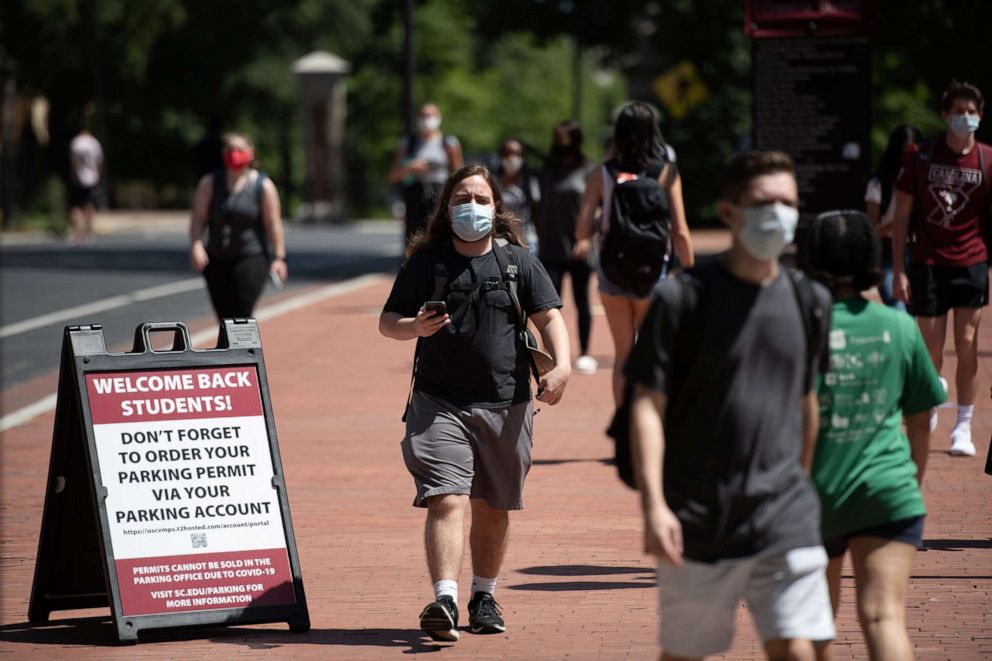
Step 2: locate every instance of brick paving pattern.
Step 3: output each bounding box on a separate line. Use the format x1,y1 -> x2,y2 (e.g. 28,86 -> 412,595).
1,230 -> 989,658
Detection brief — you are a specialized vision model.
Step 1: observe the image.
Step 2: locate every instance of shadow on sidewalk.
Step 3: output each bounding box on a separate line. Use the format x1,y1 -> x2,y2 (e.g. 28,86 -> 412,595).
922,538 -> 992,551
0,617 -> 452,652
509,564 -> 655,591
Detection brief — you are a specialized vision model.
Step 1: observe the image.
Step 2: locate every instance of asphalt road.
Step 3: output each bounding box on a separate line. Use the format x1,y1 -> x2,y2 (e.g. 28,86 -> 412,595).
0,220 -> 404,392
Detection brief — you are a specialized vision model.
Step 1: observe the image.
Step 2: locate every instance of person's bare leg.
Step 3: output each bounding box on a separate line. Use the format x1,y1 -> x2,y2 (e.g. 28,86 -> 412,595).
425,494 -> 469,582
469,499 -> 509,579
951,306 -> 982,407
849,536 -> 916,661
600,292 -> 636,406
915,315 -> 947,375
69,206 -> 85,243
764,637 -> 815,661
82,202 -> 96,242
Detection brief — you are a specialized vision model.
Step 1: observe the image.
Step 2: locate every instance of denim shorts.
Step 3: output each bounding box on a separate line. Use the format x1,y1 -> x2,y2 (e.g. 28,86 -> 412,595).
822,515 -> 925,559
596,260 -> 669,299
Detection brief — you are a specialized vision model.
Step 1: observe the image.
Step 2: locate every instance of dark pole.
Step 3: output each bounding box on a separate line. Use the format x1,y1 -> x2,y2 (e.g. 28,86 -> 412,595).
0,59 -> 15,230
402,0 -> 415,137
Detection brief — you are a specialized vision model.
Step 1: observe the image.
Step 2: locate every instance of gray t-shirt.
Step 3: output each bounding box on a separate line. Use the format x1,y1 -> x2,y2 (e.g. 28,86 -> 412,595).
625,257 -> 830,563
384,242 -> 561,407
400,134 -> 461,186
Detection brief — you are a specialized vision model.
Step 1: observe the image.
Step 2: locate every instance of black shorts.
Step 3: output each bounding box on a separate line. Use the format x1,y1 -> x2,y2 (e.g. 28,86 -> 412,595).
823,515 -> 925,559
908,262 -> 988,317
69,184 -> 97,208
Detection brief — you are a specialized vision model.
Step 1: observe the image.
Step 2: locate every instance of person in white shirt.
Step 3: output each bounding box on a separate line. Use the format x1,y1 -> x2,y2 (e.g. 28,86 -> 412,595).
68,128 -> 104,244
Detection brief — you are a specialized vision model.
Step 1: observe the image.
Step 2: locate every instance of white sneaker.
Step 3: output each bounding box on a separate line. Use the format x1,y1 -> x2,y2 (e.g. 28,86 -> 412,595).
949,423 -> 976,457
574,355 -> 598,375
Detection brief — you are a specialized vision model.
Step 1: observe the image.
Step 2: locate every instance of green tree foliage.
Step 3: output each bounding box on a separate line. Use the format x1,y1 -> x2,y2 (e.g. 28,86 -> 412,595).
2,0 -> 989,223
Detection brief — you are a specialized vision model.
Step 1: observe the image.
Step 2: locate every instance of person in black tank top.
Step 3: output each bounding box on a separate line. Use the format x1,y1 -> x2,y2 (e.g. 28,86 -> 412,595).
189,132 -> 288,320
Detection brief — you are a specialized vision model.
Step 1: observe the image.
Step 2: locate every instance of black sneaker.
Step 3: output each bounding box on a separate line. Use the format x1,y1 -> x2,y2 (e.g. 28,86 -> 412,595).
419,595 -> 459,641
468,591 -> 505,634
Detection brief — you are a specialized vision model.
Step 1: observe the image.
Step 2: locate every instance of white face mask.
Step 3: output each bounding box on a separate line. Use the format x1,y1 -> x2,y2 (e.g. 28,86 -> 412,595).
948,113 -> 980,138
501,155 -> 523,175
418,115 -> 442,133
735,202 -> 799,260
450,202 -> 494,242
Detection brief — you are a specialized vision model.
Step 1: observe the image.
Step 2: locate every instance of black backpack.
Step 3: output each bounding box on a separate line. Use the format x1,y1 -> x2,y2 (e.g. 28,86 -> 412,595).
608,266 -> 827,489
599,159 -> 670,297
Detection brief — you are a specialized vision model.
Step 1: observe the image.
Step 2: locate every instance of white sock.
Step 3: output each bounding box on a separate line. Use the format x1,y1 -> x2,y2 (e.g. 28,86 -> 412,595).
956,404 -> 974,428
433,579 -> 457,602
471,575 -> 497,596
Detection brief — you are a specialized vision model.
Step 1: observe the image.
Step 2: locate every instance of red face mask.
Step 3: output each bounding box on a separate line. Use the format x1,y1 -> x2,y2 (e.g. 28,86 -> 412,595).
224,148 -> 254,170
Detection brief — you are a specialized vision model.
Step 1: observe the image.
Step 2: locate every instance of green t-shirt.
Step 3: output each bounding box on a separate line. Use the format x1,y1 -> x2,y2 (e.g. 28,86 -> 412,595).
812,298 -> 946,540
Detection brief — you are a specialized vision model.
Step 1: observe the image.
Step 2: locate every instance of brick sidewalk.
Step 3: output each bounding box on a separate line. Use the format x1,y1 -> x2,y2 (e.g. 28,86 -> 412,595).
1,244 -> 990,658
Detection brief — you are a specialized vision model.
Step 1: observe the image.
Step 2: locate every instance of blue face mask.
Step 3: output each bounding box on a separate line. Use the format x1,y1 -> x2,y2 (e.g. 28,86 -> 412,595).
949,113 -> 980,138
450,202 -> 493,242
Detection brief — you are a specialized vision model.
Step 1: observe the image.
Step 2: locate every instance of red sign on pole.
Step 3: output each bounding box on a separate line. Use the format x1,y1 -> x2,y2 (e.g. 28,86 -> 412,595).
744,0 -> 879,38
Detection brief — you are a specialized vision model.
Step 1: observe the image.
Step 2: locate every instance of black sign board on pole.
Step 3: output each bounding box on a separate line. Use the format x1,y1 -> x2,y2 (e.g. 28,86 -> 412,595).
28,320 -> 310,643
752,35 -> 872,268
753,36 -> 872,218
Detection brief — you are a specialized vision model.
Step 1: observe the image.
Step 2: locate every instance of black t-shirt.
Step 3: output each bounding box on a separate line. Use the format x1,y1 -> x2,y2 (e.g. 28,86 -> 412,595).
537,163 -> 588,263
384,242 -> 562,408
625,258 -> 831,563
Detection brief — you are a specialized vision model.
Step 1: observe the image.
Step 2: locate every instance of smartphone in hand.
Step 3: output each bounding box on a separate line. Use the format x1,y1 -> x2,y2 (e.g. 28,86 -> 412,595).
424,301 -> 447,315
270,270 -> 284,290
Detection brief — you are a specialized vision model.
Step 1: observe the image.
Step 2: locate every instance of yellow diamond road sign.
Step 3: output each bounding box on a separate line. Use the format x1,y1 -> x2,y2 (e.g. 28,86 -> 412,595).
653,61 -> 710,120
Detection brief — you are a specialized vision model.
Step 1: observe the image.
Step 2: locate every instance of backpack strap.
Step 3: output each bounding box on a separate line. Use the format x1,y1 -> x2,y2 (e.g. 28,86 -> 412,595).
401,261 -> 448,422
785,268 -> 827,392
492,239 -> 543,383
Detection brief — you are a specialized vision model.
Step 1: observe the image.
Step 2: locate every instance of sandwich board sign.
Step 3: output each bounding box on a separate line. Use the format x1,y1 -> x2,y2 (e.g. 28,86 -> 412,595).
29,320 -> 310,643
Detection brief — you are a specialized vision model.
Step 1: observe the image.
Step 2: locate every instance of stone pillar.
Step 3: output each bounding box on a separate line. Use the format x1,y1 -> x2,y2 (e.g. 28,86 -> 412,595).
292,51 -> 350,223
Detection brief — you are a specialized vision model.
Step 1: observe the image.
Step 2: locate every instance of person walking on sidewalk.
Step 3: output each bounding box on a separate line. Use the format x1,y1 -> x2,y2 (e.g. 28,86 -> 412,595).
389,102 -> 464,246
189,132 -> 288,320
864,123 -> 922,311
536,120 -> 598,375
628,151 -> 835,660
806,210 -> 946,660
574,102 -> 695,405
68,125 -> 103,245
379,164 -> 571,642
892,80 -> 991,457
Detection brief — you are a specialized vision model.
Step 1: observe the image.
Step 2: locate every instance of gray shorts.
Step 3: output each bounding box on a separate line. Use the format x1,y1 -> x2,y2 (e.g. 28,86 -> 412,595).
657,546 -> 835,657
401,391 -> 533,510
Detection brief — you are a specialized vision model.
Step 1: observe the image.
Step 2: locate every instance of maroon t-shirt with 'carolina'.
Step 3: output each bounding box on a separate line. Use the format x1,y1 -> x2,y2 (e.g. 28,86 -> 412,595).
896,139 -> 991,267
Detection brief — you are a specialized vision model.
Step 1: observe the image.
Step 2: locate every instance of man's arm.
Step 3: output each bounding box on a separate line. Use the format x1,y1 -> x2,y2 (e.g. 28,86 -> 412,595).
800,391 -> 820,474
891,190 -> 914,303
631,384 -> 683,565
378,309 -> 449,341
529,307 -> 571,405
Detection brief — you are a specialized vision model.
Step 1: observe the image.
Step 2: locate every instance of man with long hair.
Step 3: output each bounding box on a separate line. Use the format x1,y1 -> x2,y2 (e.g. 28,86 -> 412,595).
380,164 -> 571,642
